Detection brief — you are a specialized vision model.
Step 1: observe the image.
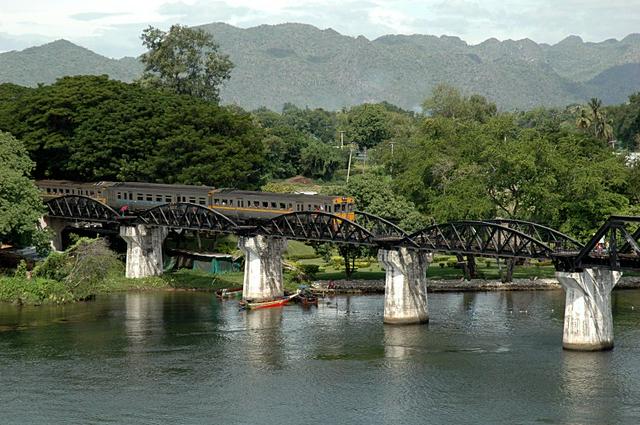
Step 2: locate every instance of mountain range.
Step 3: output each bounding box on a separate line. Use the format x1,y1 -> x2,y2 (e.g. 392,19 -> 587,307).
1,22 -> 639,111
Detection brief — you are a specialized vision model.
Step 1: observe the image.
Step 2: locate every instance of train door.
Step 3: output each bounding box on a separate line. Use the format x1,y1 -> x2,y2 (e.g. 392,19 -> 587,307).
236,197 -> 244,221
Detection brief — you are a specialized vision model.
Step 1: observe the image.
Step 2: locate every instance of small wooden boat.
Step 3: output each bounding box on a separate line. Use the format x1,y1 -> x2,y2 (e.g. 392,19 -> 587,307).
298,291 -> 318,307
216,287 -> 243,299
240,293 -> 299,310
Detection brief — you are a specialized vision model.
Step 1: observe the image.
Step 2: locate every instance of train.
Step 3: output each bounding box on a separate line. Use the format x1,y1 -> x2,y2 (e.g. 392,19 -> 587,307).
36,180 -> 356,222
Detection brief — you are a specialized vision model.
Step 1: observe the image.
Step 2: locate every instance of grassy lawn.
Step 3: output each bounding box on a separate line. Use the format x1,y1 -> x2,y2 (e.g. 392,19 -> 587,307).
102,269 -> 245,292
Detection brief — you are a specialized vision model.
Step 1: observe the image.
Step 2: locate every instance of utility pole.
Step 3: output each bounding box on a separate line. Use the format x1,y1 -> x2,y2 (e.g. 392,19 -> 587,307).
339,131 -> 345,149
362,147 -> 367,174
346,144 -> 353,183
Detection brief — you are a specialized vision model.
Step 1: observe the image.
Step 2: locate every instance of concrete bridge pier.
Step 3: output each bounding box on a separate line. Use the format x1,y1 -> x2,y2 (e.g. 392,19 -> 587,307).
38,217 -> 66,251
378,248 -> 431,325
238,235 -> 287,302
120,225 -> 168,278
556,268 -> 622,351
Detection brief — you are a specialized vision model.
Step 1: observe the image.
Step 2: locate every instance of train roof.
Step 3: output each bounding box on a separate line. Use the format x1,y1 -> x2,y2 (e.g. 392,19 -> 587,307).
35,180 -> 353,201
216,189 -> 352,202
114,181 -> 215,191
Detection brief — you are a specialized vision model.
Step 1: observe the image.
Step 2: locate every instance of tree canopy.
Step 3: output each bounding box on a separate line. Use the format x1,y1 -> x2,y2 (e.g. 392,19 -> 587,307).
139,24 -> 233,103
0,76 -> 265,189
0,131 -> 45,248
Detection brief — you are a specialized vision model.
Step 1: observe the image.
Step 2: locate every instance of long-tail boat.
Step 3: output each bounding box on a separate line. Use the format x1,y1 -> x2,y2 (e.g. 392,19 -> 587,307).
240,292 -> 299,310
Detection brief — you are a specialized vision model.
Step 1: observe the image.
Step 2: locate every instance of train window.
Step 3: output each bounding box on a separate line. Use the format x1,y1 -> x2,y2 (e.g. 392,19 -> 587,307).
116,192 -> 121,199
46,188 -> 51,193
137,193 -> 143,201
145,194 -> 152,201
65,189 -> 70,194
199,198 -> 206,205
165,195 -> 172,203
271,202 -> 277,208
189,197 -> 196,203
156,195 -> 162,202
213,198 -> 220,205
262,201 -> 269,208
239,201 -> 244,207
91,191 -> 95,196
288,203 -> 293,209
228,200 -> 233,206
280,203 -> 286,209
253,201 -> 260,207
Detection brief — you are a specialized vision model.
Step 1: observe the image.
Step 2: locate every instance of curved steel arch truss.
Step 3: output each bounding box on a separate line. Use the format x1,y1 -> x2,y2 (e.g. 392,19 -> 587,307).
45,195 -> 120,223
408,221 -> 554,259
354,211 -> 408,238
487,219 -> 583,252
138,203 -> 238,232
554,216 -> 640,271
262,211 -> 377,245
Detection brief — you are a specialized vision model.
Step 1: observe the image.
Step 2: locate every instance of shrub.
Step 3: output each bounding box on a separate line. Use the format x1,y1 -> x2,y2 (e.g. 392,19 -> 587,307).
299,264 -> 320,278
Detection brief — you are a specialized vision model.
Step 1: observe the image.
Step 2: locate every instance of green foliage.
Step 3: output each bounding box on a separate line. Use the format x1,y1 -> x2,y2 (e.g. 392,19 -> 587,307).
423,84 -> 497,123
0,276 -> 73,305
300,142 -> 343,180
139,24 -> 233,103
14,260 -> 28,279
346,173 -> 427,231
344,104 -> 391,149
394,106 -> 633,238
32,237 -> 122,300
608,92 -> 640,149
0,76 -> 265,188
298,264 -> 320,278
0,131 -> 46,248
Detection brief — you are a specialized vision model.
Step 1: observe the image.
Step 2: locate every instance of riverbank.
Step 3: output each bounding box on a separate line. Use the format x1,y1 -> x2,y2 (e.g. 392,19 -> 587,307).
310,276 -> 640,294
0,269 -> 244,305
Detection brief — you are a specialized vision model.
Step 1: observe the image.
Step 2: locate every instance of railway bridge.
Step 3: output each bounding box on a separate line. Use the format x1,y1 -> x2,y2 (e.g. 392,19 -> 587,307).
43,195 -> 640,351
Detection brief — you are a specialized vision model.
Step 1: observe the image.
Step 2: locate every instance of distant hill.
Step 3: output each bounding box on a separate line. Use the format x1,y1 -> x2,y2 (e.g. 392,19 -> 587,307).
1,24 -> 639,110
0,40 -> 142,87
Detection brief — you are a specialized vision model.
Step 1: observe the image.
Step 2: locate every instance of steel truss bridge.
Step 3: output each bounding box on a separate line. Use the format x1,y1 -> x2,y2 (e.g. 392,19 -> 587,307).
45,195 -> 640,272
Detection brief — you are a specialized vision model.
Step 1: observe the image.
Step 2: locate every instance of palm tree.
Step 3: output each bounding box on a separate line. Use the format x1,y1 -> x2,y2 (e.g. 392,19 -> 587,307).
576,98 -> 614,145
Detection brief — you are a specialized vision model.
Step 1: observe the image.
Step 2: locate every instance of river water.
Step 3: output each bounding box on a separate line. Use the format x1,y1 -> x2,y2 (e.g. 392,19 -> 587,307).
1,290 -> 640,424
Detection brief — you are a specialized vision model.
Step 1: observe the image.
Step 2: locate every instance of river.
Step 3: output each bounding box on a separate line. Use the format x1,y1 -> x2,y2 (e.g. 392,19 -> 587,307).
1,290 -> 640,424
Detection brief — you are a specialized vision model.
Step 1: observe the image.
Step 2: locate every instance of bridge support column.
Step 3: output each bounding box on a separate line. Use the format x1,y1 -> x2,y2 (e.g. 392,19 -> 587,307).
378,248 -> 431,325
556,268 -> 622,351
39,217 -> 66,251
120,225 -> 168,279
238,235 -> 287,302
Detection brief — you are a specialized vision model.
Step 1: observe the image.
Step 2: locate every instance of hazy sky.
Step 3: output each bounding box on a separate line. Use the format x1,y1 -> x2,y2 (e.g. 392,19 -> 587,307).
1,0 -> 639,57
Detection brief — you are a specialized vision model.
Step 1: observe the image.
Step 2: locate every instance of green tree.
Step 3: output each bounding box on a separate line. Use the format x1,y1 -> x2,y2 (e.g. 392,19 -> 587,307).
0,76 -> 265,189
0,131 -> 47,249
575,98 -> 614,144
139,24 -> 233,102
344,103 -> 391,149
300,143 -> 343,180
346,174 -> 426,231
423,84 -> 497,123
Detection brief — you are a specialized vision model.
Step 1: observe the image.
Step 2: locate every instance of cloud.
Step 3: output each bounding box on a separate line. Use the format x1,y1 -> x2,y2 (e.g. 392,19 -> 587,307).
70,12 -> 129,21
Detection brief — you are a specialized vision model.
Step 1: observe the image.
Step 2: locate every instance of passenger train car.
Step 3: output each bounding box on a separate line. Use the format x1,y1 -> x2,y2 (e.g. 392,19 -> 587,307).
37,180 -> 356,222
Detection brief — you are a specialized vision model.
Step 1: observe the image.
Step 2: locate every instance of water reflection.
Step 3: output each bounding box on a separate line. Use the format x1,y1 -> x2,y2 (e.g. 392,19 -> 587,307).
242,308 -> 285,369
560,351 -> 620,425
125,293 -> 164,349
384,324 -> 425,360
